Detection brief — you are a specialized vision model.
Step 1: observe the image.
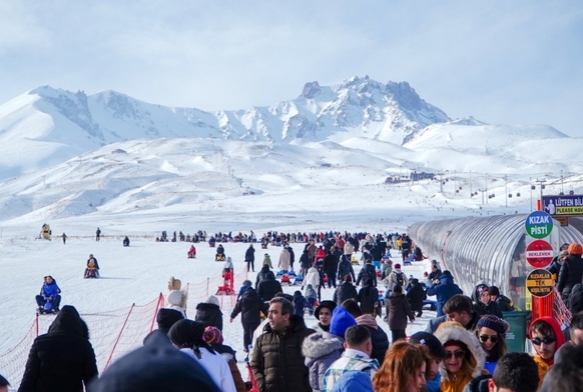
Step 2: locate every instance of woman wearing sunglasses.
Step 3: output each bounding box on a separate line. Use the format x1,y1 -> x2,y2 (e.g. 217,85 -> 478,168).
435,321 -> 486,392
474,315 -> 509,374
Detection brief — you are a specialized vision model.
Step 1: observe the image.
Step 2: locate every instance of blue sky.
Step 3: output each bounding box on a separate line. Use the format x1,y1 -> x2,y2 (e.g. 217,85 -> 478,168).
1,1 -> 582,136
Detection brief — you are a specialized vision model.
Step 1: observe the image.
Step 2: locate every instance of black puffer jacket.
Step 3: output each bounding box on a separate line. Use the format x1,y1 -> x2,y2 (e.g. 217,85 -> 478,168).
20,305 -> 98,392
406,283 -> 427,312
230,287 -> 263,325
357,284 -> 379,314
250,314 -> 315,392
258,277 -> 283,302
337,259 -> 355,281
558,254 -> 583,301
194,302 -> 223,331
333,282 -> 358,305
256,265 -> 276,287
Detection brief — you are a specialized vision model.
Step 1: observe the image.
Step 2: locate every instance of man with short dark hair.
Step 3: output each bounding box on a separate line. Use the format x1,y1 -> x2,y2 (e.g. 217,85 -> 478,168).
425,294 -> 478,333
321,325 -> 379,392
250,297 -> 314,392
341,299 -> 388,364
462,352 -> 539,392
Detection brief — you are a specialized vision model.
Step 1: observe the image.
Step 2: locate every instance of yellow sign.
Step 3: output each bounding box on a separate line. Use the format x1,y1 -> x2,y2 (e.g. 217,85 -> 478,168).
526,269 -> 553,298
555,206 -> 583,214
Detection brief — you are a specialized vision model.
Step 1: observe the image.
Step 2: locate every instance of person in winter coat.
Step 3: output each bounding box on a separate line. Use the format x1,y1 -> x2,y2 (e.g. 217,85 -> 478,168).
409,332 -> 446,392
386,264 -> 408,292
407,278 -> 427,317
343,241 -> 354,261
245,244 -> 256,272
258,274 -> 283,302
297,282 -> 315,307
287,245 -> 295,270
167,320 -> 236,392
357,279 -> 379,316
474,315 -> 509,375
488,286 -> 515,312
302,306 -> 356,391
194,295 -> 223,331
434,321 -> 487,392
20,305 -> 98,392
427,270 -> 463,317
256,264 -> 276,287
313,300 -> 337,333
323,251 -> 339,288
471,284 -> 503,319
333,275 -> 358,306
203,326 -> 247,392
263,253 -> 273,269
299,250 -> 311,276
337,255 -> 355,284
293,290 -> 308,316
529,316 -> 565,390
557,243 -> 583,303
306,239 -> 318,263
356,260 -> 377,287
341,299 -> 389,364
386,285 -> 415,343
35,275 -> 62,313
316,246 -> 326,261
303,266 -> 322,298
237,280 -> 253,300
250,298 -> 315,392
230,285 -> 263,353
331,371 -> 374,392
380,259 -> 393,280
279,247 -> 291,273
166,276 -> 187,316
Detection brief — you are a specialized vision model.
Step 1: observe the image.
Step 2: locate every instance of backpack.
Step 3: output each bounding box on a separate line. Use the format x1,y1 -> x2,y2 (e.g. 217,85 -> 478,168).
395,272 -> 404,286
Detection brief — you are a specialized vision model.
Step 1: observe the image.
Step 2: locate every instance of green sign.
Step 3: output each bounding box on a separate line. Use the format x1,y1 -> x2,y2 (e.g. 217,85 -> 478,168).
525,211 -> 553,239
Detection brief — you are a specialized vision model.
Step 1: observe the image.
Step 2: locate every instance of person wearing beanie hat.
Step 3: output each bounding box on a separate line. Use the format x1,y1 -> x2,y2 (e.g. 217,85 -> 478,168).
488,286 -> 516,312
475,315 -> 510,374
357,278 -> 379,316
302,307 -> 354,391
195,295 -> 223,331
409,331 -> 446,392
89,330 -> 221,392
203,326 -> 247,392
529,316 -> 565,390
434,321 -> 487,392
472,283 -> 503,319
557,243 -> 583,303
156,308 -> 185,333
333,274 -> 358,306
386,264 -> 408,293
168,320 -> 236,392
230,282 -> 263,354
314,300 -> 337,333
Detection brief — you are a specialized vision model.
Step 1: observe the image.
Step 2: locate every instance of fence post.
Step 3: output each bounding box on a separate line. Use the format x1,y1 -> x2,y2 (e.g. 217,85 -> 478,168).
148,293 -> 165,332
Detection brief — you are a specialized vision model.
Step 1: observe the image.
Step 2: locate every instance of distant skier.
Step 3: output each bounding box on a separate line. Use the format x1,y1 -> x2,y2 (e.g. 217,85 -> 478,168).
62,233 -> 68,244
96,227 -> 101,241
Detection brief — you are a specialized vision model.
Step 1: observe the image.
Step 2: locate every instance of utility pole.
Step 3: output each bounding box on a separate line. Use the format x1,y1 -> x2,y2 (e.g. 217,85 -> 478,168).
485,173 -> 488,204
504,175 -> 508,208
478,187 -> 487,205
535,178 -> 547,210
561,170 -> 564,195
469,170 -> 472,196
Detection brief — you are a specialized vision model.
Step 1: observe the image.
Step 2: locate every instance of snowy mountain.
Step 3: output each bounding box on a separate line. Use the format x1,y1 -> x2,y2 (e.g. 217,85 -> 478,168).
0,76 -> 448,179
1,76 -> 582,229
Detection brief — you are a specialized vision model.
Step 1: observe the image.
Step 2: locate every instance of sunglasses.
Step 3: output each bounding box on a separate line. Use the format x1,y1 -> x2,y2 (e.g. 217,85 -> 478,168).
479,335 -> 499,343
531,336 -> 556,346
444,350 -> 465,360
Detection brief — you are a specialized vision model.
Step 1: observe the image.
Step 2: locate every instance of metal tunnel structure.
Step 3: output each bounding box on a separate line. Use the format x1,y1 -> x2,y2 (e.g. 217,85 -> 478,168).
409,214 -> 583,310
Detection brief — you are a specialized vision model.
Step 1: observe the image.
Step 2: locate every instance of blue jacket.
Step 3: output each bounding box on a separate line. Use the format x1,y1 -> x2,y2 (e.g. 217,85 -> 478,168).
331,370 -> 374,392
41,281 -> 61,299
426,274 -> 462,305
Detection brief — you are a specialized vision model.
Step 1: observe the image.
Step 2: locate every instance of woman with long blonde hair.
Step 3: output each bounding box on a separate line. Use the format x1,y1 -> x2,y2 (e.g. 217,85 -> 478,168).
372,340 -> 432,392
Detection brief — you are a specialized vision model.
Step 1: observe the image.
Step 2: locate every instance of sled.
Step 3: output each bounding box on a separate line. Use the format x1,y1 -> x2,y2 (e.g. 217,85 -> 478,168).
209,242 -> 216,248
215,254 -> 226,262
280,274 -> 291,286
293,274 -> 304,285
187,252 -> 196,259
351,257 -> 359,265
261,243 -> 268,249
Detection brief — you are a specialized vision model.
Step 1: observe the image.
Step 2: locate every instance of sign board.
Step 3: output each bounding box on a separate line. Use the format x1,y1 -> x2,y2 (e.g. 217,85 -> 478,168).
525,211 -> 553,239
526,269 -> 554,298
525,240 -> 554,268
542,195 -> 583,216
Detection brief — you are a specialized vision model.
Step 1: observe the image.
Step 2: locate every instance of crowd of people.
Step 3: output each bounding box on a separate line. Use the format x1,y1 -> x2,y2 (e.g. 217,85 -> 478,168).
12,230 -> 583,392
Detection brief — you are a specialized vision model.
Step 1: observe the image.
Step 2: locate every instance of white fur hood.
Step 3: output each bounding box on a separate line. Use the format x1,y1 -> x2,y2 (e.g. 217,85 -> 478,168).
434,322 -> 486,381
301,332 -> 344,365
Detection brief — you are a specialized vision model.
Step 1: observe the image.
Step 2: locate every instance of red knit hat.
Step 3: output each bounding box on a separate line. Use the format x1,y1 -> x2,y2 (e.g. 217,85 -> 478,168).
202,326 -> 223,344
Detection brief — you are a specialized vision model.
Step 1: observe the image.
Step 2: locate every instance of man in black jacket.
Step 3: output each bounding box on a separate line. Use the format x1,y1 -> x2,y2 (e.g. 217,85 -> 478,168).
323,251 -> 339,288
230,286 -> 264,353
356,260 -> 377,287
245,244 -> 256,272
258,275 -> 283,302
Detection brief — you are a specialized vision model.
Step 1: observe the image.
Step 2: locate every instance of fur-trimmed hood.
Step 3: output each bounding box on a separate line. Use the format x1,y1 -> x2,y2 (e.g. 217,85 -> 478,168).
302,331 -> 344,366
434,321 -> 486,381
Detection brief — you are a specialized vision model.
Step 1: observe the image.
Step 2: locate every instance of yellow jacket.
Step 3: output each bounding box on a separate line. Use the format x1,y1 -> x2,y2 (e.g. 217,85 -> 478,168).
441,371 -> 473,392
533,355 -> 552,391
